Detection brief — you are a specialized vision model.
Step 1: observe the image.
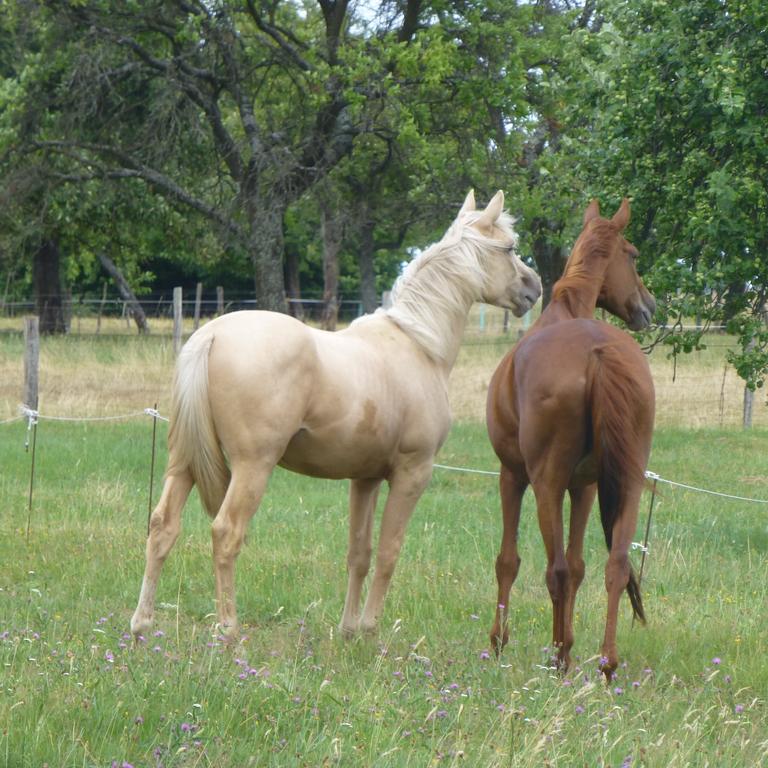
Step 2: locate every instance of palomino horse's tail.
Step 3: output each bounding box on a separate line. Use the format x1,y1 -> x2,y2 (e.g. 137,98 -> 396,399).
166,331 -> 230,517
589,344 -> 646,625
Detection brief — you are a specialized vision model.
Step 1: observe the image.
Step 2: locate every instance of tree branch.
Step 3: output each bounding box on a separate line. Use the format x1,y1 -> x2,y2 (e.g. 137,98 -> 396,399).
34,140 -> 245,239
245,0 -> 314,71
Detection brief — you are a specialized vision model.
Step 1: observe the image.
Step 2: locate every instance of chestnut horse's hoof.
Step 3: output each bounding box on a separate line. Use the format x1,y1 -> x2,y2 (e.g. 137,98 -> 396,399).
490,629 -> 508,657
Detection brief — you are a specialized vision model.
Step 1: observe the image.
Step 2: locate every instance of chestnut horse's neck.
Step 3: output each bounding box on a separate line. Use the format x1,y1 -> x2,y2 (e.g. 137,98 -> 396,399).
534,235 -> 604,329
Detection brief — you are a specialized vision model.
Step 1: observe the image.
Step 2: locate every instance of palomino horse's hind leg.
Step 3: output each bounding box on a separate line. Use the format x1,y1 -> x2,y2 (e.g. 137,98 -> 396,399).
339,478 -> 382,637
210,463 -> 271,639
562,484 -> 596,663
358,463 -> 433,635
490,466 -> 527,654
600,483 -> 644,679
131,470 -> 194,639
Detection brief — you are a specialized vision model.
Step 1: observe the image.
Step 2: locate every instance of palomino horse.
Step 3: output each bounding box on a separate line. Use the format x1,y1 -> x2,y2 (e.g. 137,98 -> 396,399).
485,198 -> 655,679
131,190 -> 541,640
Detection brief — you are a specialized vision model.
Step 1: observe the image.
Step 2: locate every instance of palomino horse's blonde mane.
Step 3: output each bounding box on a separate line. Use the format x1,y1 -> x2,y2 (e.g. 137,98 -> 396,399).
376,210 -> 519,363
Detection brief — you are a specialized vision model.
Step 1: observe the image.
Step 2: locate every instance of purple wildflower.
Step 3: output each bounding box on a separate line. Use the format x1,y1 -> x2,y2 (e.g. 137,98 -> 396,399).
479,650 -> 490,660
180,722 -> 193,733
614,686 -> 623,695
575,705 -> 585,715
735,704 -> 744,714
712,657 -> 722,666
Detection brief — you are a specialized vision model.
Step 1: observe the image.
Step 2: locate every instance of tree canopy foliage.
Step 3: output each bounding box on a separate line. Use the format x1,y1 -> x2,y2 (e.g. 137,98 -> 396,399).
2,0 -> 768,386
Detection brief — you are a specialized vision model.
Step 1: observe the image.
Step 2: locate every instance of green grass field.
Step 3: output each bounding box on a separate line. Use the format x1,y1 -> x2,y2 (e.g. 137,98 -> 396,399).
2,326 -> 768,766
1,413 -> 767,767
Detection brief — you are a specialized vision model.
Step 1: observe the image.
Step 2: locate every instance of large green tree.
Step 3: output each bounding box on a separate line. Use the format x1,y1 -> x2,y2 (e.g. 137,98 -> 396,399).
566,0 -> 768,385
3,0 -> 431,312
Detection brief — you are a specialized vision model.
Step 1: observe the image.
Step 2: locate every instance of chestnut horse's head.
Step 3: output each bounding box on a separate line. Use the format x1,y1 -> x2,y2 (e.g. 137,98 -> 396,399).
576,198 -> 656,330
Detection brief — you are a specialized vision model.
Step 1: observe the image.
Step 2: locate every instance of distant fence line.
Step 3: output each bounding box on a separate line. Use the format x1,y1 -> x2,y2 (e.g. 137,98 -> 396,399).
0,294 -> 372,321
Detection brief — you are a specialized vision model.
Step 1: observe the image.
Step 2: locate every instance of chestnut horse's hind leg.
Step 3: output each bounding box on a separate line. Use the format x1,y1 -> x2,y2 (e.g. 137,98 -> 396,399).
490,465 -> 527,654
531,481 -> 571,669
600,482 -> 644,679
131,470 -> 194,639
339,478 -> 383,637
358,462 -> 433,635
210,462 -> 272,639
563,484 -> 596,663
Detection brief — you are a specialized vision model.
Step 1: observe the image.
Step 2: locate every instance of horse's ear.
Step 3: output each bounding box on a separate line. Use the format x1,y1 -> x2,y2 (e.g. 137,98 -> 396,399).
475,190 -> 505,229
583,199 -> 601,225
611,198 -> 631,230
459,189 -> 476,216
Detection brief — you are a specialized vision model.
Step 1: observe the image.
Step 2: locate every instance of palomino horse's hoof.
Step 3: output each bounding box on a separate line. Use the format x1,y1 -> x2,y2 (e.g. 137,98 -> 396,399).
215,622 -> 240,643
130,614 -> 153,643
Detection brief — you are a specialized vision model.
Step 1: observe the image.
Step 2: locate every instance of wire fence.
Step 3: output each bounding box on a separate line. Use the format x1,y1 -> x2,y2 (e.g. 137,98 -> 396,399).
3,406 -> 767,563
0,294 -> 373,334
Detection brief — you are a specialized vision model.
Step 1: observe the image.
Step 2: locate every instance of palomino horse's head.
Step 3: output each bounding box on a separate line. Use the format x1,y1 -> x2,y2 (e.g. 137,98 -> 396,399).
459,190 -> 542,316
581,198 -> 656,330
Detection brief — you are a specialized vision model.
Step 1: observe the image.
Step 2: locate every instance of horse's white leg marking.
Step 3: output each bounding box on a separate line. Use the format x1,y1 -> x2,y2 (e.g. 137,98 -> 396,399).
131,470 -> 194,639
339,478 -> 382,637
210,463 -> 271,639
359,463 -> 433,634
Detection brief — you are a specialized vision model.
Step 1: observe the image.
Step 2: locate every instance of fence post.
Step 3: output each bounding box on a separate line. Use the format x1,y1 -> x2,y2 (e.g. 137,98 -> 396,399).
216,286 -> 224,315
743,385 -> 754,429
96,282 -> 108,335
173,286 -> 183,355
23,316 -> 40,410
193,282 -> 203,331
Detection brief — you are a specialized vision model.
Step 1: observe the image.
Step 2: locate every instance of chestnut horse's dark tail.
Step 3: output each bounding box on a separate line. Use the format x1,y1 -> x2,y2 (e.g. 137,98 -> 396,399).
589,344 -> 647,625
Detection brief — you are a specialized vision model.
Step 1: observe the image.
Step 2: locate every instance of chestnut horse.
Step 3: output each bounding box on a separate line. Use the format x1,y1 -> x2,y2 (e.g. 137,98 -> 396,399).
131,190 -> 541,641
485,198 -> 655,678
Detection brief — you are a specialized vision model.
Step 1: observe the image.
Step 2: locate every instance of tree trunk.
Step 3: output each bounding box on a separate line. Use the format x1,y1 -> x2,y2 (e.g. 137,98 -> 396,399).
33,239 -> 67,334
250,207 -> 287,313
358,217 -> 378,315
321,203 -> 343,330
531,226 -> 567,308
284,248 -> 304,320
97,252 -> 150,334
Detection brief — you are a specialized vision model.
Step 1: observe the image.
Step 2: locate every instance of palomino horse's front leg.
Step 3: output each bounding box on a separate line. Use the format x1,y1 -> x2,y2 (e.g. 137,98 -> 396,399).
490,466 -> 527,654
210,464 -> 270,639
339,478 -> 382,637
131,470 -> 194,639
600,484 -> 644,679
358,463 -> 433,635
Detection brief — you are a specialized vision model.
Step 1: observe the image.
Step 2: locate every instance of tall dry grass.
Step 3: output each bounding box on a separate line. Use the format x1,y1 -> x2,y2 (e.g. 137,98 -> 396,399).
1,307 -> 765,429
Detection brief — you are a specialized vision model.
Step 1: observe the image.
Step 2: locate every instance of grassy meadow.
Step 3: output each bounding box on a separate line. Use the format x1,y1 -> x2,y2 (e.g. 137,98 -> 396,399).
1,316 -> 768,767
